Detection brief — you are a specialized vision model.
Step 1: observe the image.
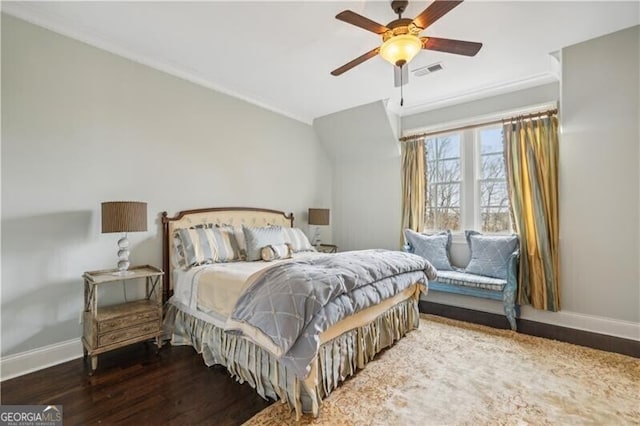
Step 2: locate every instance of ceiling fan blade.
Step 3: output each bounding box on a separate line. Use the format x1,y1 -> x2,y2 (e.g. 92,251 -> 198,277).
331,48 -> 380,76
412,0 -> 463,30
421,37 -> 482,56
335,10 -> 390,34
394,65 -> 409,87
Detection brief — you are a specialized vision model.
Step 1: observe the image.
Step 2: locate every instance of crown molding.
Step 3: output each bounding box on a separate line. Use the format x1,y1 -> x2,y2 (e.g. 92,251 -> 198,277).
1,4 -> 313,125
393,72 -> 559,118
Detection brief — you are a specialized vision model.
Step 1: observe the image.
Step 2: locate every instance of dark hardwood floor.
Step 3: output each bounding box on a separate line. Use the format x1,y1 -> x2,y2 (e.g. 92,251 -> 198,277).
1,342 -> 273,425
420,301 -> 640,358
5,307 -> 637,425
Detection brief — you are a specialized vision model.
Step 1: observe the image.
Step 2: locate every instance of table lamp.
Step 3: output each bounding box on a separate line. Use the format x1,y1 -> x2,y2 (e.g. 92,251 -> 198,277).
308,208 -> 330,245
101,201 -> 147,274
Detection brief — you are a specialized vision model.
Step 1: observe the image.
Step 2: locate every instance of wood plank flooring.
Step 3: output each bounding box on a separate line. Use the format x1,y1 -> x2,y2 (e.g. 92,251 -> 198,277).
1,342 -> 273,425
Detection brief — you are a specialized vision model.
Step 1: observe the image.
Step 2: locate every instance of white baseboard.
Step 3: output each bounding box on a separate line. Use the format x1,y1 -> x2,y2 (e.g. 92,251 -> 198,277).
422,292 -> 640,341
0,338 -> 83,381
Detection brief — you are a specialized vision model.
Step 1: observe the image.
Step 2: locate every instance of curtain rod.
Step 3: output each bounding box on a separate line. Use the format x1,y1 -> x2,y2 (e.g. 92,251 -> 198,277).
399,108 -> 558,142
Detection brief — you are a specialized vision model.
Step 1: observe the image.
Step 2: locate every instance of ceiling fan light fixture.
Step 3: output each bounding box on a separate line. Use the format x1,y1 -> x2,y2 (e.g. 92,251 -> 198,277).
379,34 -> 422,66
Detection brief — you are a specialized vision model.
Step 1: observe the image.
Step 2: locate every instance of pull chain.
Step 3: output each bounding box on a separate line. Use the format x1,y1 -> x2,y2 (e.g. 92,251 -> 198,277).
400,65 -> 404,107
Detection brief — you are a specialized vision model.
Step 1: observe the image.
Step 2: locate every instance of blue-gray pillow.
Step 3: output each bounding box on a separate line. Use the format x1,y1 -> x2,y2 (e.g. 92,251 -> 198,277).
403,229 -> 452,271
243,225 -> 286,261
465,231 -> 518,280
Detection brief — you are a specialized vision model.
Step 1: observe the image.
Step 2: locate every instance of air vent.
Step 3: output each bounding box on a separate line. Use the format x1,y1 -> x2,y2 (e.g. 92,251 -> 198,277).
413,62 -> 444,77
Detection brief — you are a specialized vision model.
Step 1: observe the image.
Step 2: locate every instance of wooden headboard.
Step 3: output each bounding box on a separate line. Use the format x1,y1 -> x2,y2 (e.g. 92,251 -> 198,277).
160,207 -> 294,302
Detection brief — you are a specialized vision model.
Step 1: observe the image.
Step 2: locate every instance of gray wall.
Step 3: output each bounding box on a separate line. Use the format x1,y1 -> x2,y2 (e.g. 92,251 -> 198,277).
558,25 -> 639,322
314,101 -> 402,251
1,14 -> 332,356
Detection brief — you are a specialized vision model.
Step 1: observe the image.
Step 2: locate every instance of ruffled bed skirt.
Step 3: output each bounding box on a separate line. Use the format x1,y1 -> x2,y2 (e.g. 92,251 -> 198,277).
163,296 -> 420,418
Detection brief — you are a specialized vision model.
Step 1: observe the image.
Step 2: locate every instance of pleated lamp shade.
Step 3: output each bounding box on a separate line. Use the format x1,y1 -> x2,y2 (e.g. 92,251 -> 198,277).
308,208 -> 330,226
101,201 -> 147,233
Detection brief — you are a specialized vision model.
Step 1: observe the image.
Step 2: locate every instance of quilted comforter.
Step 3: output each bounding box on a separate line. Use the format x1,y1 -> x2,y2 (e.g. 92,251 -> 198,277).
225,249 -> 437,378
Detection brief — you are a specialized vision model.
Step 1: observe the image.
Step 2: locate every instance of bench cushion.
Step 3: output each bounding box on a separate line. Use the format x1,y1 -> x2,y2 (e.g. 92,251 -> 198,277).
436,270 -> 506,292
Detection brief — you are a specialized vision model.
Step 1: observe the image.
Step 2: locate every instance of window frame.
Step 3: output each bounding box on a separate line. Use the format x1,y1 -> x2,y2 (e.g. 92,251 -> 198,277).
423,124 -> 511,235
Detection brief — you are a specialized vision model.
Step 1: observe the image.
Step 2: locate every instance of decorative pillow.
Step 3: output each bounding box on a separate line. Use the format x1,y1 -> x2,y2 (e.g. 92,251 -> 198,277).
172,236 -> 187,269
261,243 -> 293,261
464,231 -> 519,280
403,229 -> 453,271
174,225 -> 219,267
218,224 -> 247,260
174,224 -> 242,268
210,226 -> 243,262
282,227 -> 314,252
243,225 -> 286,261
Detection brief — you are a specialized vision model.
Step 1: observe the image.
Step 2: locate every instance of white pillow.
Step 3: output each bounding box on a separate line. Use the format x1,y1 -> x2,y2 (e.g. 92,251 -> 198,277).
282,227 -> 314,252
243,225 -> 286,261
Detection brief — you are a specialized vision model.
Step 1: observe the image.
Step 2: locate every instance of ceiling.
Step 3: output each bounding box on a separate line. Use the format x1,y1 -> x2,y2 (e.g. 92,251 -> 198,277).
3,1 -> 639,124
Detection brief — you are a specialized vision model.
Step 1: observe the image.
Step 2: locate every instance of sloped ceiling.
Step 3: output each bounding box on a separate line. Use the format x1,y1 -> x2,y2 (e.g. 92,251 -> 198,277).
313,100 -> 399,162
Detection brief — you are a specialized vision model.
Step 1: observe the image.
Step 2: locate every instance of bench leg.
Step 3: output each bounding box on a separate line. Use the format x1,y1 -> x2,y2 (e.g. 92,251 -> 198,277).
503,289 -> 518,331
505,305 -> 518,331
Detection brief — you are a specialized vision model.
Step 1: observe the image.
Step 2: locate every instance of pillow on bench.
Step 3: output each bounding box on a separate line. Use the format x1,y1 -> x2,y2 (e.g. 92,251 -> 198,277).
404,229 -> 453,271
465,231 -> 518,280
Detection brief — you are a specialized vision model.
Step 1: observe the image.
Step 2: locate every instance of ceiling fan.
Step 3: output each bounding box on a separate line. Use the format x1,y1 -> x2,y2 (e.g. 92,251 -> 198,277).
331,0 -> 482,78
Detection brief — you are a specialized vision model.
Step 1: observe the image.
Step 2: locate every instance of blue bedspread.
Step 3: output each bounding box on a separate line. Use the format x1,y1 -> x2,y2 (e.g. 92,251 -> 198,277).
225,249 -> 437,378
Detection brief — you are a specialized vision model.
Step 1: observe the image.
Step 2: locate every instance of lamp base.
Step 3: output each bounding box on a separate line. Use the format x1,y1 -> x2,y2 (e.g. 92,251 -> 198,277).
312,226 -> 321,246
114,233 -> 132,275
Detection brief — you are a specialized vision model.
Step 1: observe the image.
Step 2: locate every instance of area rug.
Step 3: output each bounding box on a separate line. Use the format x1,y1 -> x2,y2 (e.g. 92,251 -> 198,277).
244,314 -> 640,425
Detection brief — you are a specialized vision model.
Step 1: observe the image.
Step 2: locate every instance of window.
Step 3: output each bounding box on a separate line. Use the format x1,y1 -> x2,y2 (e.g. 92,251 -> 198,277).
424,125 -> 511,233
478,128 -> 510,233
425,134 -> 461,231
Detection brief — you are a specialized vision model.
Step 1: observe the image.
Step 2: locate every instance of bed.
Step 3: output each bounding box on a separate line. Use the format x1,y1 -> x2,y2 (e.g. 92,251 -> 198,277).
161,207 -> 436,418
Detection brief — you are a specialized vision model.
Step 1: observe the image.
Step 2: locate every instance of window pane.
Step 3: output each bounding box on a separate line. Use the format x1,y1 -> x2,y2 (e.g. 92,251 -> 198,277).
425,139 -> 436,162
480,180 -> 510,232
425,135 -> 460,162
480,182 -> 508,208
437,159 -> 461,182
436,183 -> 460,208
436,208 -> 461,231
425,181 -> 461,231
481,154 -> 505,180
426,183 -> 438,209
426,161 -> 438,183
479,127 -> 503,154
480,207 -> 511,233
438,135 -> 460,159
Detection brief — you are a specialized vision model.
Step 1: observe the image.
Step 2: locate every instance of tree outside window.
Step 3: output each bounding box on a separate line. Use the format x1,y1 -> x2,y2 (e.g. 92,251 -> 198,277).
423,126 -> 511,233
425,134 -> 461,231
478,127 -> 510,233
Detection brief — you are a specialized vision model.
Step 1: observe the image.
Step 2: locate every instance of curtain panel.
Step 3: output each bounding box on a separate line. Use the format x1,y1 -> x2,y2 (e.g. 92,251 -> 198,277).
400,139 -> 426,243
504,115 -> 560,311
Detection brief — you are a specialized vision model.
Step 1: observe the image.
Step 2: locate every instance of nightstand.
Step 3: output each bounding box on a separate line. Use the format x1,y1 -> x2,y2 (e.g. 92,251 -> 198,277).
315,244 -> 338,253
82,265 -> 163,374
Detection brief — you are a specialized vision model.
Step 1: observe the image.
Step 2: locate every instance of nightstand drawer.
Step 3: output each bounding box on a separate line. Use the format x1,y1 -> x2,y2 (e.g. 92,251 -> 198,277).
98,310 -> 159,333
98,321 -> 159,347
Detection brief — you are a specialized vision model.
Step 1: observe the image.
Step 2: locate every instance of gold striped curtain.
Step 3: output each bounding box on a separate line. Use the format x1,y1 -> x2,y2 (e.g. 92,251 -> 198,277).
504,114 -> 560,311
401,139 -> 426,241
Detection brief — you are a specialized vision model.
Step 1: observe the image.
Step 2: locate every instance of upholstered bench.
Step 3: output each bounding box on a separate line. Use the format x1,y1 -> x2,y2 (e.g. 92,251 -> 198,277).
404,229 -> 520,331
